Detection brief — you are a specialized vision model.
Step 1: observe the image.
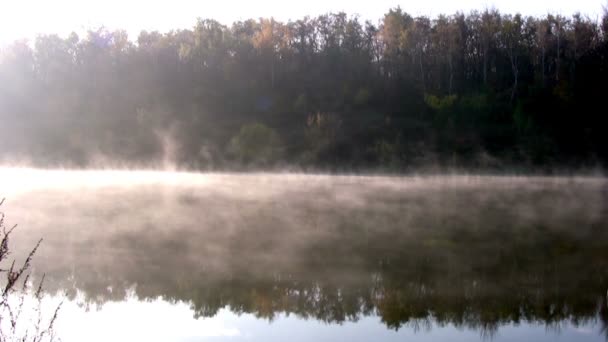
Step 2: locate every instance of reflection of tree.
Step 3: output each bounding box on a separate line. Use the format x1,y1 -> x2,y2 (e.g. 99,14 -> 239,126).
600,295 -> 608,340
10,178 -> 608,336
39,217 -> 607,334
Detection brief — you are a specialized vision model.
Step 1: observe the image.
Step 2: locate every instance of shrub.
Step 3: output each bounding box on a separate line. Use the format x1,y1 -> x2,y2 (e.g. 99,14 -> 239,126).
227,123 -> 283,167
0,199 -> 61,341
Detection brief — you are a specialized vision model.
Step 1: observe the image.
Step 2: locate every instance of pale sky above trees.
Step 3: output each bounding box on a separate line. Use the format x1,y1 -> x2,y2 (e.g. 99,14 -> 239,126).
0,0 -> 604,44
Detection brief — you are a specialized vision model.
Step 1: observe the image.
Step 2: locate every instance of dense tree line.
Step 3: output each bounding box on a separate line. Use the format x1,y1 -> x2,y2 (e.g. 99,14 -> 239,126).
1,8 -> 607,171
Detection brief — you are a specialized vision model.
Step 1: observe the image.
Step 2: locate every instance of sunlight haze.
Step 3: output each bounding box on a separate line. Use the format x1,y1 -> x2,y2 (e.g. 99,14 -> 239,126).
0,0 -> 604,44
0,0 -> 607,339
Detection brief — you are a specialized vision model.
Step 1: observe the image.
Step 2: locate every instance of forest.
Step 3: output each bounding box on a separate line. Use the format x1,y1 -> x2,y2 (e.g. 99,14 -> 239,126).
1,8 -> 607,172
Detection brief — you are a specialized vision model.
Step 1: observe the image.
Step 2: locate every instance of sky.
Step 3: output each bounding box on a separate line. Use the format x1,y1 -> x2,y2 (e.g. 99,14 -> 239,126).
0,0 -> 605,44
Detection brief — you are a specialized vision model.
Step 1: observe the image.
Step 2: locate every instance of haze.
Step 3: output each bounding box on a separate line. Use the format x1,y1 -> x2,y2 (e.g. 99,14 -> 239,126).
2,170 -> 606,341
0,0 -> 604,44
0,0 -> 607,340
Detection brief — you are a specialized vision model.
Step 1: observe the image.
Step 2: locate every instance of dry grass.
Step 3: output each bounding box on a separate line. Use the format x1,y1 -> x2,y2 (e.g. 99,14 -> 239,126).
0,199 -> 61,342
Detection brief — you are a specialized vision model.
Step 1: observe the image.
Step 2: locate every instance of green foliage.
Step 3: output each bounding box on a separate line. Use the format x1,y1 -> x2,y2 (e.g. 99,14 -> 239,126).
227,123 -> 283,167
458,93 -> 488,112
424,94 -> 458,111
293,93 -> 308,112
513,102 -> 533,134
424,94 -> 458,127
301,112 -> 344,165
372,137 -> 404,169
353,88 -> 371,107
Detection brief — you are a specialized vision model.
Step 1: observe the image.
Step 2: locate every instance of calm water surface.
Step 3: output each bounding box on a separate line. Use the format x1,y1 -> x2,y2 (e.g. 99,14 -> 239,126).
1,169 -> 607,341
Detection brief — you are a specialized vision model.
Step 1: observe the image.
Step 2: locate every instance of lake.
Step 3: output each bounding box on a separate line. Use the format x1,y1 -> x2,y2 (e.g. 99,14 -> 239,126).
1,169 -> 607,341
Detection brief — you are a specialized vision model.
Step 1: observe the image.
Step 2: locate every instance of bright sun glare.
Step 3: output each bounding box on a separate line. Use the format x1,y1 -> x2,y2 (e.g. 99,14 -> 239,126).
0,0 -> 604,44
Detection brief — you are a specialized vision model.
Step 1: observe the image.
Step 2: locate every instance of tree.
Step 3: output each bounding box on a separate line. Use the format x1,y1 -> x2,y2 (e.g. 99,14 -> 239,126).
253,18 -> 279,89
380,8 -> 412,78
227,123 -> 283,167
502,14 -> 524,102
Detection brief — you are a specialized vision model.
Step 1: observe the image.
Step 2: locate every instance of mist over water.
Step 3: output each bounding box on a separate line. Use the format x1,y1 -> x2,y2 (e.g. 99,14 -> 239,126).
2,4 -> 608,341
1,168 -> 607,341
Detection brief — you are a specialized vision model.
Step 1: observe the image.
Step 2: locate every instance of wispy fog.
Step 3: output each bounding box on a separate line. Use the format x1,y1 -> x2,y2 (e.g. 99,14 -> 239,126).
0,169 -> 606,332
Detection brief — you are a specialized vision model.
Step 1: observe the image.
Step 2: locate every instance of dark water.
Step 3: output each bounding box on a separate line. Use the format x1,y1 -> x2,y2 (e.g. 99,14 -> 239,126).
2,170 -> 607,341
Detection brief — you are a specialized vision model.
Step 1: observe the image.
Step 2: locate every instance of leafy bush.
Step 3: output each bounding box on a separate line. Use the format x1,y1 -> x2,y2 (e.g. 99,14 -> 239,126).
227,123 -> 283,167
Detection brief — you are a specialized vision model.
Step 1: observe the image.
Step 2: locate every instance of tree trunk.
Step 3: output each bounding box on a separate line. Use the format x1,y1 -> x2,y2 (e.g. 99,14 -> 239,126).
510,48 -> 518,103
541,47 -> 545,85
556,25 -> 561,81
271,59 -> 275,89
448,55 -> 454,96
419,50 -> 426,91
483,53 -> 488,85
511,65 -> 518,103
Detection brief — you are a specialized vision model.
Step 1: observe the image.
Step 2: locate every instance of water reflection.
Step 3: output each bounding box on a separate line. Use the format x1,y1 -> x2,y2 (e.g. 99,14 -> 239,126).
1,171 -> 607,340
47,297 -> 606,342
